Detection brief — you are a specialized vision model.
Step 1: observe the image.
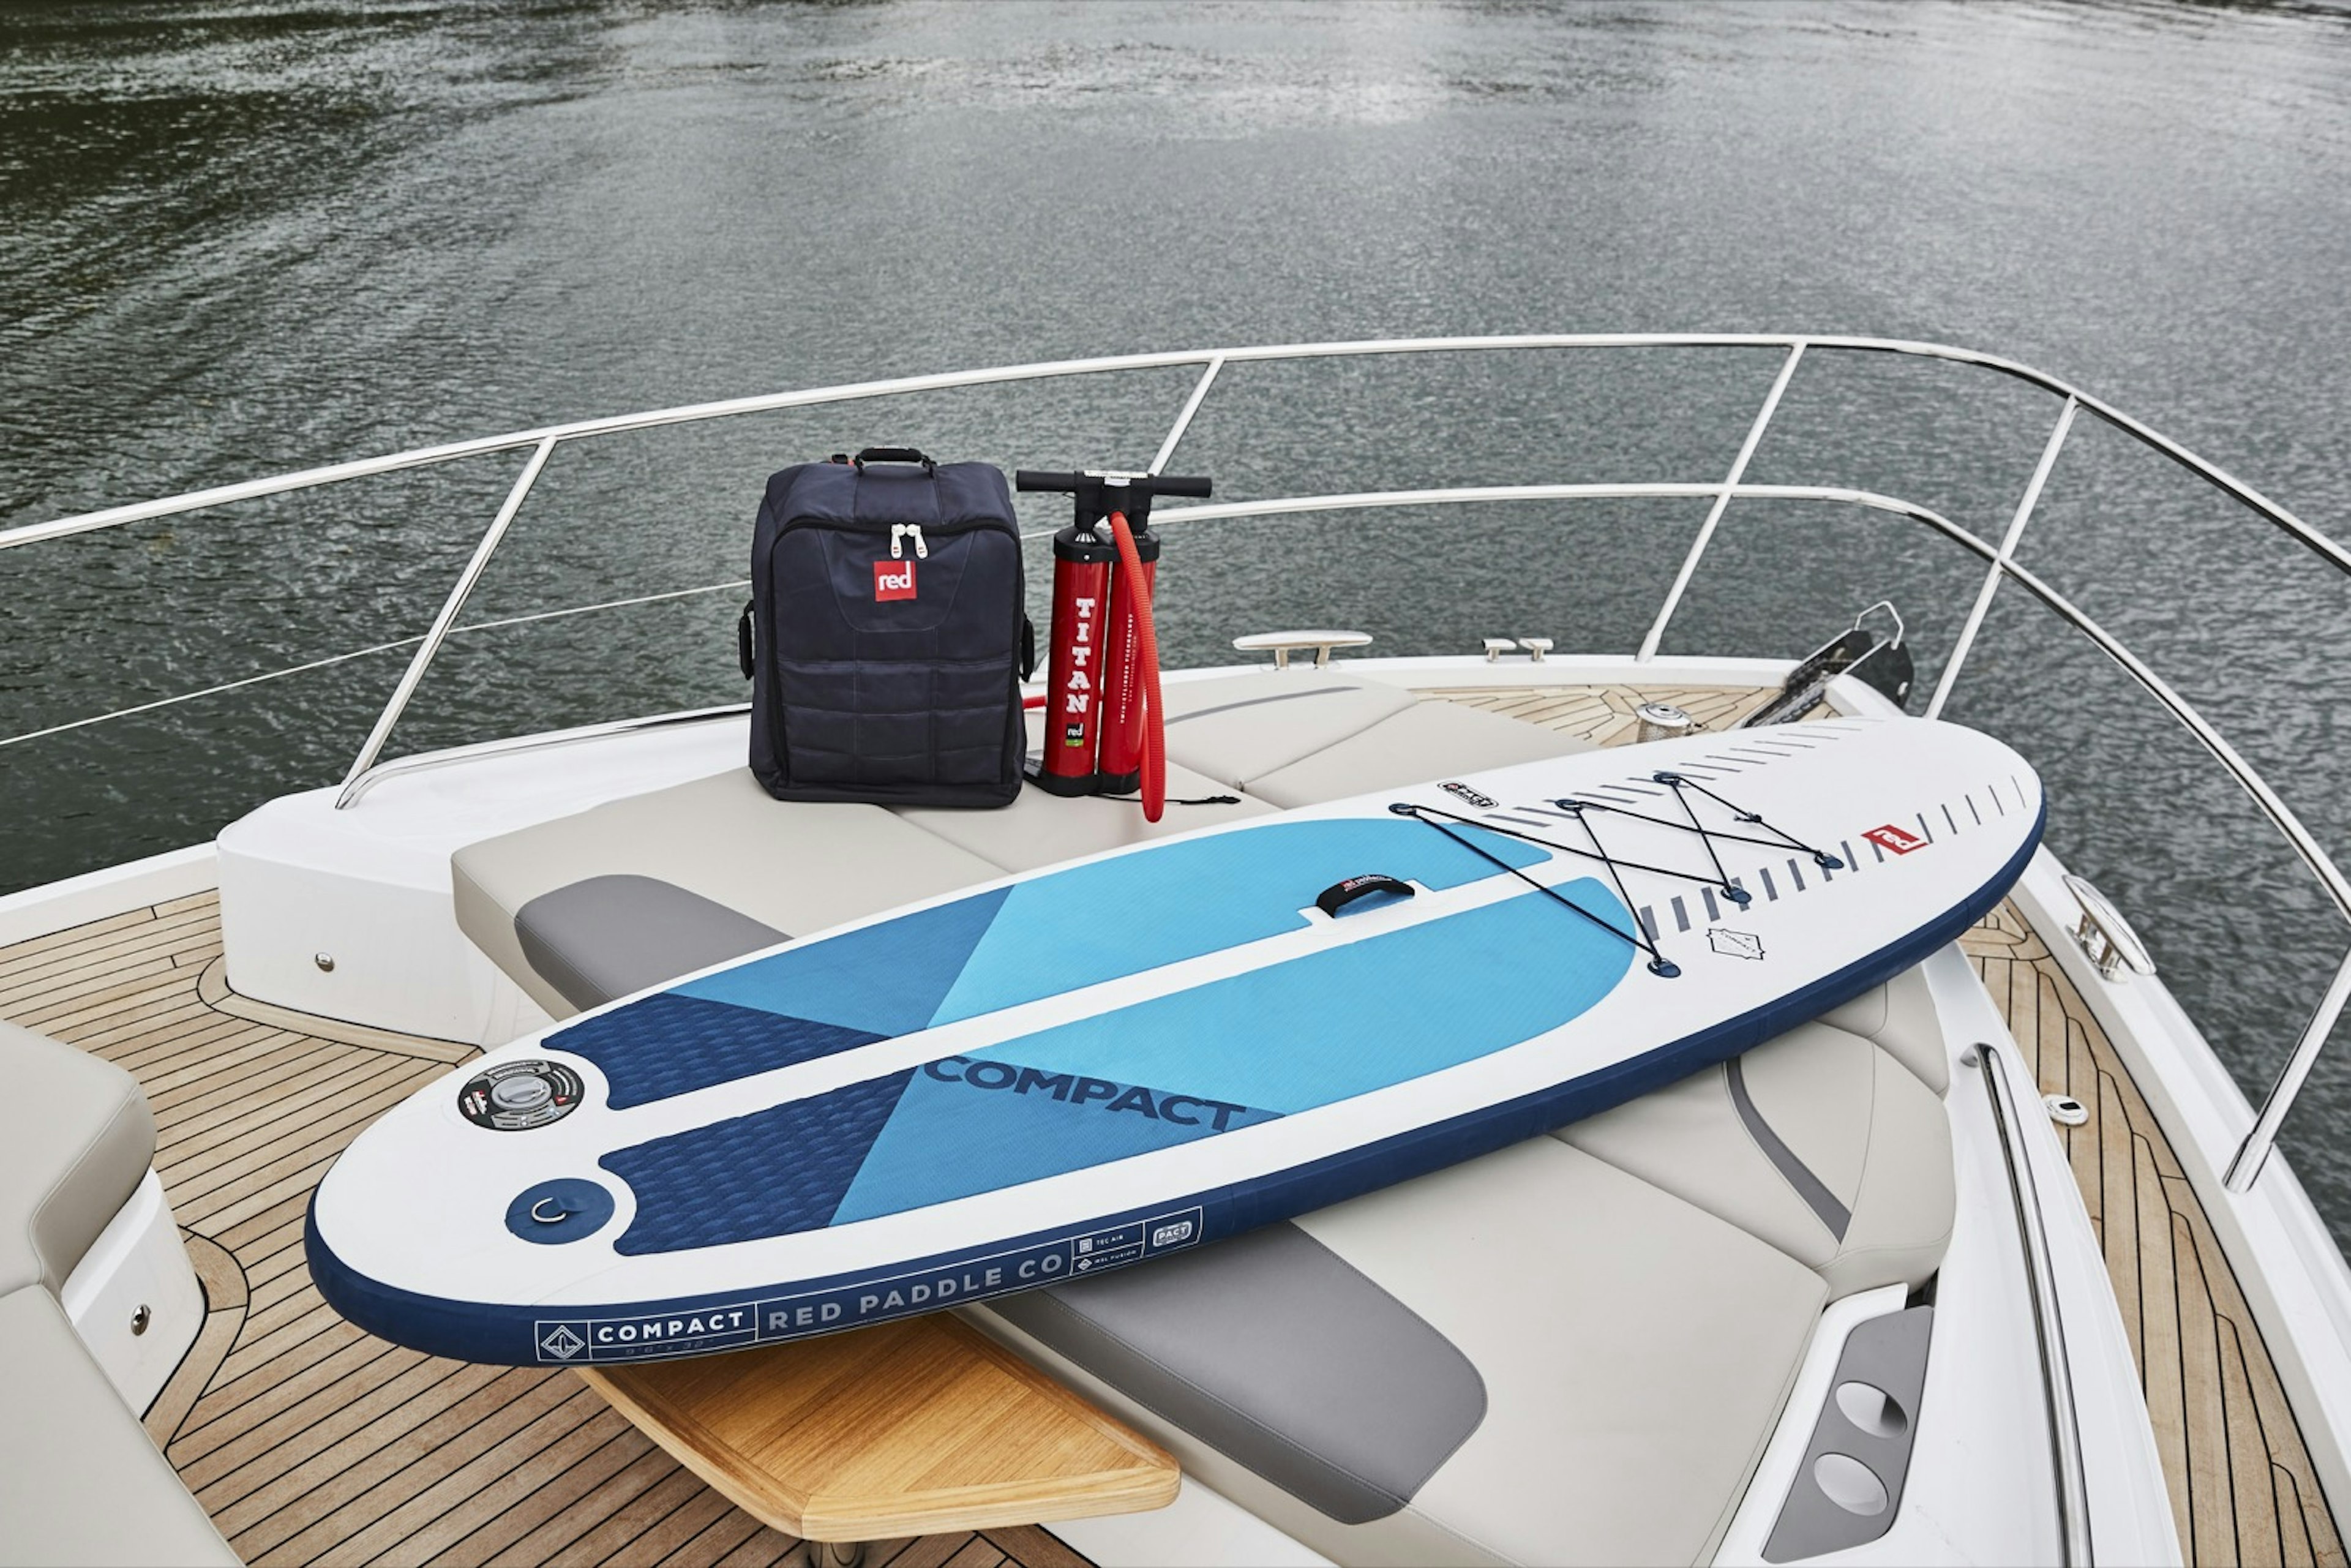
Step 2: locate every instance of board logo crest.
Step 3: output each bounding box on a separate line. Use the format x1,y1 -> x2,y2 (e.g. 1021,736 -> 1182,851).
1441,781 -> 1498,809
1863,823 -> 1927,856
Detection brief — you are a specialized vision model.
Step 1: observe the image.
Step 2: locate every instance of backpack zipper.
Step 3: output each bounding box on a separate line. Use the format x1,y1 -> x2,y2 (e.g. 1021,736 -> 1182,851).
890,523 -> 929,560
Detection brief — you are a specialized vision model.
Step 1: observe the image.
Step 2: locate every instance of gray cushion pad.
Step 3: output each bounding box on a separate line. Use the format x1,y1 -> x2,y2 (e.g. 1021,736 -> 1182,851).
0,1286 -> 238,1566
515,874 -> 786,1012
0,1021 -> 156,1297
991,1221 -> 1486,1525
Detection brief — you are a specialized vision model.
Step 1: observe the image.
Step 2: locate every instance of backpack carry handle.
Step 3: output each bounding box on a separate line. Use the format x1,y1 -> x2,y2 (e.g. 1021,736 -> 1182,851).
852,447 -> 936,474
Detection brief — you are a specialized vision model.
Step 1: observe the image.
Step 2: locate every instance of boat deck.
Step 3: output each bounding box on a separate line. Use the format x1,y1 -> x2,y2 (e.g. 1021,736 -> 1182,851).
1962,904 -> 2347,1568
0,680 -> 2338,1566
0,898 -> 1081,1568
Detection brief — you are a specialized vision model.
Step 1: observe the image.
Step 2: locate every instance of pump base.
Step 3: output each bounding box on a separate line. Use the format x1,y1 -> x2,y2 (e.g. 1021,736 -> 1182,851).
1026,767 -> 1108,798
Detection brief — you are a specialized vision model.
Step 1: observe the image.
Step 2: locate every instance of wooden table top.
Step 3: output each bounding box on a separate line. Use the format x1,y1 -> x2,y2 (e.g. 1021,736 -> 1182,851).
580,1314 -> 1179,1545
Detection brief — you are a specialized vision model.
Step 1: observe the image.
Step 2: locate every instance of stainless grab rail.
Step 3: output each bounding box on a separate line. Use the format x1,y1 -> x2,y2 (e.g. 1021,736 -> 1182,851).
5,332 -> 2349,1189
0,580 -> 754,753
9,334 -> 2347,574
1973,1039 -> 2097,1566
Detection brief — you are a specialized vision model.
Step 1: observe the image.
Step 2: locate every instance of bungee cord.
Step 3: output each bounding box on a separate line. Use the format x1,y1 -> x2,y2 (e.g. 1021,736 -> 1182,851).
1390,775 -> 1842,980
1388,802 -> 1681,977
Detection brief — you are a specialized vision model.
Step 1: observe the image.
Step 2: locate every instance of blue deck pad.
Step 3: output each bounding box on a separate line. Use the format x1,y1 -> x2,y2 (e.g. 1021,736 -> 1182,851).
585,819 -> 1545,1111
597,881 -> 1632,1254
550,994 -> 888,1111
959,881 -> 1635,1115
603,1069 -> 916,1256
928,817 -> 1550,1026
677,887 -> 1013,1037
828,1060 -> 1282,1227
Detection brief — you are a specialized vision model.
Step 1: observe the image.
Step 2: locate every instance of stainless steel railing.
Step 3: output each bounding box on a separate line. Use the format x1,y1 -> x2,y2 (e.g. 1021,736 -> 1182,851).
2,332 -> 2347,1193
1974,1038 -> 2096,1566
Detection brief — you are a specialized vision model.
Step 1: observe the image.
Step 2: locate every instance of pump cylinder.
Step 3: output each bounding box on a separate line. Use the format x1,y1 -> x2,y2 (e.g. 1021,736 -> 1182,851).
1037,524 -> 1119,795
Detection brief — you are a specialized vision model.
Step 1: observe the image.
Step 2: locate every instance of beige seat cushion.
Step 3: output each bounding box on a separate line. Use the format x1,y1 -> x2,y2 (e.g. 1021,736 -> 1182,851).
1161,670 -> 1418,789
982,1138 -> 1825,1567
903,713 -> 1275,870
0,1286 -> 239,1566
0,1021 -> 156,1297
1820,964 -> 1951,1093
452,768 -> 1004,1018
1559,1017 -> 1955,1299
1243,698 -> 1595,809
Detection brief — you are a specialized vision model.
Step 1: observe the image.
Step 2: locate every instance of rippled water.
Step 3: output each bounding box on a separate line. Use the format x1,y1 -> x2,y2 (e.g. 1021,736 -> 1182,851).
6,0 -> 2351,1236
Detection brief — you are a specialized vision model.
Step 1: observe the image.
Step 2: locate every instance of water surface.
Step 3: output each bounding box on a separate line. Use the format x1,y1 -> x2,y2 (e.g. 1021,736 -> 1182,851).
7,0 -> 2351,1237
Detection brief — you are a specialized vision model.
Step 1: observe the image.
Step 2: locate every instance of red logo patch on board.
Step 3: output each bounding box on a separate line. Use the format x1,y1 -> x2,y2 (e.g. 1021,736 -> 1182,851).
874,560 -> 917,601
1863,823 -> 1927,855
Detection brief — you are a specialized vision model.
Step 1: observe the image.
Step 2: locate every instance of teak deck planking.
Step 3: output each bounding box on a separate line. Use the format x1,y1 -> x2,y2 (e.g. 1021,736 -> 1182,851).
1962,903 -> 2348,1568
0,678 -> 2339,1566
1,893 -> 1089,1568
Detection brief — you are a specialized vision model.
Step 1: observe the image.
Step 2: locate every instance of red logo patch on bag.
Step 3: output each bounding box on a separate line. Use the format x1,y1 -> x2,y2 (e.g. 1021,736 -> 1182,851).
874,560 -> 917,601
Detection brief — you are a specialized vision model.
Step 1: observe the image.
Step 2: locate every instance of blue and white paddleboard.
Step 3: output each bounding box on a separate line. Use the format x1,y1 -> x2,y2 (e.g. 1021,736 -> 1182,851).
309,715 -> 2042,1367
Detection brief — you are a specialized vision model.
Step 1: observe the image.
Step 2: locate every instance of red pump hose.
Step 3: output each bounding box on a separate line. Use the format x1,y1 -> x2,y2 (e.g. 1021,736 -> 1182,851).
1105,510 -> 1166,822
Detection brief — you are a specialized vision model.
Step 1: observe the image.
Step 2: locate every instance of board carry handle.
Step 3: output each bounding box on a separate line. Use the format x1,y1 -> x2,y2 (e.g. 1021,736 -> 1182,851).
1315,873 -> 1416,919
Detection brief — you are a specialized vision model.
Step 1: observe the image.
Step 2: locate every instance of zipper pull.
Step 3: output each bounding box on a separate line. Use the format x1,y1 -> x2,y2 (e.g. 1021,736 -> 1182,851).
909,524 -> 929,559
890,525 -> 906,560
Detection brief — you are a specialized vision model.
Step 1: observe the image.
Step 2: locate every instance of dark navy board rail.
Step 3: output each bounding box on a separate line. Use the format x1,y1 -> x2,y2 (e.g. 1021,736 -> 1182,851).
304,798 -> 2041,1368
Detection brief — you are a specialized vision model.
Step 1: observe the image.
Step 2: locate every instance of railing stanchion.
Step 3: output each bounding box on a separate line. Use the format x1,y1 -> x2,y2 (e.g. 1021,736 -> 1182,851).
332,436 -> 560,809
1149,356 -> 1224,476
2226,943 -> 2351,1193
1636,342 -> 1805,662
1926,397 -> 2077,721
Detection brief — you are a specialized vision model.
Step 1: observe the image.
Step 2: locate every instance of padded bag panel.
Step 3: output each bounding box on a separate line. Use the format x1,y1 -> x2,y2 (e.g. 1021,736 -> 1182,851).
750,456 -> 1026,806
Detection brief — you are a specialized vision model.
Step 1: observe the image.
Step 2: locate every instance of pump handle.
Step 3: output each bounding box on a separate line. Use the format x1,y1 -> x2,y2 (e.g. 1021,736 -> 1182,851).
1016,470 -> 1213,498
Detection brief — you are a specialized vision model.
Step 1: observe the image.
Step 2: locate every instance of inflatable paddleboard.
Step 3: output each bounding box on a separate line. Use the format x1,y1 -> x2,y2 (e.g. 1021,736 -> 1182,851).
309,715 -> 2042,1367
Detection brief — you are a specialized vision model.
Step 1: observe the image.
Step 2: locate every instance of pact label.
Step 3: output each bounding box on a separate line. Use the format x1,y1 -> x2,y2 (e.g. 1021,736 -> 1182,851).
530,1205 -> 1206,1362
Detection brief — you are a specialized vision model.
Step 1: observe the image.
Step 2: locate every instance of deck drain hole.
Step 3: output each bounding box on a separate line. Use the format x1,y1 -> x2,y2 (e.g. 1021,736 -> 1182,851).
1813,1453 -> 1889,1517
1834,1380 -> 1908,1439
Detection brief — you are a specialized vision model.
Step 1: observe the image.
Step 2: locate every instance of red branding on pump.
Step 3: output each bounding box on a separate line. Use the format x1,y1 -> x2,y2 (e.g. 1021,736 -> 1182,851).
874,560 -> 917,601
1863,823 -> 1927,855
